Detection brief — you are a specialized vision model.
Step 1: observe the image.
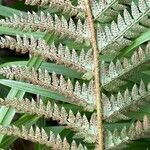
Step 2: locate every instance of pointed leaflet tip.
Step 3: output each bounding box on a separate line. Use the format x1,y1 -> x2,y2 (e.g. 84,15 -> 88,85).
143,115 -> 149,131
139,80 -> 146,96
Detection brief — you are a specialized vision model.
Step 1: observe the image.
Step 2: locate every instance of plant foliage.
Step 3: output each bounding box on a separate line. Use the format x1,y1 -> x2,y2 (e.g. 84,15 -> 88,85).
0,0 -> 149,149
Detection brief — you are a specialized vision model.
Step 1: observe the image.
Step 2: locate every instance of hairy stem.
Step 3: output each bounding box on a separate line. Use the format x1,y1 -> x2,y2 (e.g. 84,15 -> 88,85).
84,0 -> 104,149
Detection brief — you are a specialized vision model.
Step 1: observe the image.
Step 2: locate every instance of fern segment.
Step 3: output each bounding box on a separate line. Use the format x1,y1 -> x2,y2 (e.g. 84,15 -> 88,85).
101,43 -> 150,91
0,12 -> 91,46
97,0 -> 150,55
0,35 -> 93,73
105,115 -> 150,149
0,98 -> 96,142
103,81 -> 150,122
0,66 -> 96,111
92,0 -> 131,22
0,125 -> 87,149
25,0 -> 85,17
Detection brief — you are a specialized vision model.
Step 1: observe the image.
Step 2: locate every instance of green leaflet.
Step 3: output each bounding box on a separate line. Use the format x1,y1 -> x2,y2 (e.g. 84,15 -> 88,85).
117,29 -> 150,58
0,5 -> 23,17
143,70 -> 150,76
0,79 -> 68,102
0,26 -> 44,38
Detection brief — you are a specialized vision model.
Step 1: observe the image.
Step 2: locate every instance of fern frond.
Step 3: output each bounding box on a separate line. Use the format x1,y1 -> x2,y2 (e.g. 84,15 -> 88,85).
0,35 -> 93,73
0,12 -> 91,45
92,0 -> 131,22
102,81 -> 150,122
101,43 -> 150,91
0,97 -> 65,120
0,125 -> 87,149
97,0 -> 150,54
105,115 -> 150,149
25,0 -> 85,16
0,98 -> 96,142
0,66 -> 96,111
0,125 -> 63,149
